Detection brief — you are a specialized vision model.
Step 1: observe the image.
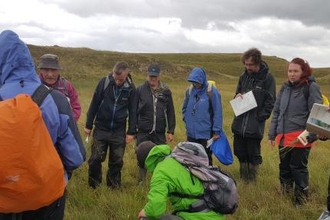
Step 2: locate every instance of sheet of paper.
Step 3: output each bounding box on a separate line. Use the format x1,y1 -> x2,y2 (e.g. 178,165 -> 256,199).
206,138 -> 213,148
230,91 -> 258,117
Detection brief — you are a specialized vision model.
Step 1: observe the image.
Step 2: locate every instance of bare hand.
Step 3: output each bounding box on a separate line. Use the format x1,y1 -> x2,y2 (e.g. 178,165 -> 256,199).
126,134 -> 135,144
166,133 -> 174,142
213,134 -> 220,140
84,128 -> 91,136
137,209 -> 146,219
235,93 -> 243,99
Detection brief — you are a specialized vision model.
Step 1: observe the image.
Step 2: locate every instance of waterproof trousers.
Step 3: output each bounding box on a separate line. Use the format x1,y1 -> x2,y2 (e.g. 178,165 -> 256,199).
234,135 -> 262,183
88,129 -> 126,188
136,131 -> 166,183
279,146 -> 311,205
0,191 -> 66,220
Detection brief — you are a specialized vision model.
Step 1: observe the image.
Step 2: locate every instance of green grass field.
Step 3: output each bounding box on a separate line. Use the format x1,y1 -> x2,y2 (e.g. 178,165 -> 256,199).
29,45 -> 330,220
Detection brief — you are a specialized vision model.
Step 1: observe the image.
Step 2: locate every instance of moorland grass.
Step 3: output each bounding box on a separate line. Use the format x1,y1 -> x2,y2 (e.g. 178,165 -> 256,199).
29,45 -> 330,220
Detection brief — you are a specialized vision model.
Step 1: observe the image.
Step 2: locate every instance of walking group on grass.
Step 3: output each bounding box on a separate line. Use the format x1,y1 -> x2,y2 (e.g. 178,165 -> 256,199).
0,29 -> 329,220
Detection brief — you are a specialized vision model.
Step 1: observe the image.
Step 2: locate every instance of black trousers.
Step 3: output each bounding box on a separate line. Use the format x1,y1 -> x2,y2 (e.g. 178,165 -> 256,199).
278,146 -> 311,191
0,191 -> 66,220
233,134 -> 262,165
136,131 -> 166,146
88,129 -> 126,188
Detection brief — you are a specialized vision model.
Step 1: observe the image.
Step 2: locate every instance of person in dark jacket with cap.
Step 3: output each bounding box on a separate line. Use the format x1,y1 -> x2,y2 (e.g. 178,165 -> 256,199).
38,54 -> 82,121
231,48 -> 276,183
84,61 -> 137,189
135,63 -> 176,184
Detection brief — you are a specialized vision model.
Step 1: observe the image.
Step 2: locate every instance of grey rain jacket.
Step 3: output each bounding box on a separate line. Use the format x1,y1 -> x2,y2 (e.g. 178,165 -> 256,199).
268,77 -> 323,144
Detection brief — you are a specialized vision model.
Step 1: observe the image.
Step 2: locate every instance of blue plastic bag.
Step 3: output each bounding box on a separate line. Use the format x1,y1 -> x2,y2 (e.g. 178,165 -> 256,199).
210,131 -> 233,165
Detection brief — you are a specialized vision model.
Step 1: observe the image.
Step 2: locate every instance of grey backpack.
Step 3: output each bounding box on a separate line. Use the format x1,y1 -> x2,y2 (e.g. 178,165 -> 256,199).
170,142 -> 238,214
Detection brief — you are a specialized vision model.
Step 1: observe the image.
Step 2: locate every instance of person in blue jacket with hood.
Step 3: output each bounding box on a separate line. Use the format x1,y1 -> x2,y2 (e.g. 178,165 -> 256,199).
182,67 -> 223,166
0,30 -> 85,220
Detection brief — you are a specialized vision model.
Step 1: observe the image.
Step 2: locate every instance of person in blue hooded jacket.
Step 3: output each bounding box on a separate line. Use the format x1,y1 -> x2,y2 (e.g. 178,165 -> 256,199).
182,67 -> 223,166
0,30 -> 85,220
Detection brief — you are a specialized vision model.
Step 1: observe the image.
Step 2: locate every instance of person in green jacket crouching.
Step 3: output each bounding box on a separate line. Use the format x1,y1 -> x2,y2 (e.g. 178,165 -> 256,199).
136,141 -> 225,220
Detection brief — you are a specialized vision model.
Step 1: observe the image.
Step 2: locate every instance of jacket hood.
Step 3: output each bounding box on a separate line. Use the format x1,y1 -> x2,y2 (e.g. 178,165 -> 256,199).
285,75 -> 316,87
145,144 -> 171,173
0,30 -> 40,86
187,67 -> 208,88
245,61 -> 269,81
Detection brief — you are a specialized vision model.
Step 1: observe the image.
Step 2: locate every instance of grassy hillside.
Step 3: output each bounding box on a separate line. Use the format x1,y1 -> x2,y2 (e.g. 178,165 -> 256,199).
28,44 -> 330,85
28,45 -> 330,220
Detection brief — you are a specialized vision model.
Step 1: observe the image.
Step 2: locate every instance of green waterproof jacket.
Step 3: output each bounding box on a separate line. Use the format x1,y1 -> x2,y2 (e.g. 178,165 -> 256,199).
144,145 -> 225,220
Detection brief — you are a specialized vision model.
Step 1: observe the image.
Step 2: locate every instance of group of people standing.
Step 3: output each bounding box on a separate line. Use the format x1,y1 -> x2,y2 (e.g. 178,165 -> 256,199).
82,46 -> 327,219
0,29 -> 328,220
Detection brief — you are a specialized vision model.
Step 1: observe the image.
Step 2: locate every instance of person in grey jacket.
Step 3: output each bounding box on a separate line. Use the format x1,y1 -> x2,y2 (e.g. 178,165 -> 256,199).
268,57 -> 323,207
135,63 -> 176,184
231,48 -> 276,183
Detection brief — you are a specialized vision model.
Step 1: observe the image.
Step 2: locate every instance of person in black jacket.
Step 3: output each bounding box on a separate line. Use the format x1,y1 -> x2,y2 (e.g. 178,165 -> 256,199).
231,48 -> 276,183
84,61 -> 137,189
135,63 -> 176,184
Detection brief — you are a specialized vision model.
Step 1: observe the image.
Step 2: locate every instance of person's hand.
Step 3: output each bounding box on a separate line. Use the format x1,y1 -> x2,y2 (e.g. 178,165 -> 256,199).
84,127 -> 91,136
166,133 -> 174,142
318,135 -> 329,141
235,93 -> 243,99
306,133 -> 318,143
126,134 -> 135,144
213,134 -> 220,140
137,209 -> 146,219
269,140 -> 275,147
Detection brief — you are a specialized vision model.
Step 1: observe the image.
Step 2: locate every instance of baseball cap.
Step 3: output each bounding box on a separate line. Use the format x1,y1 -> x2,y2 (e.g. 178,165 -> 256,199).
147,63 -> 160,77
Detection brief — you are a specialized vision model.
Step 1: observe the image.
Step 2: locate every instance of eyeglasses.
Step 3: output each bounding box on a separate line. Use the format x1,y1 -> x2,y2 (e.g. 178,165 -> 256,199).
244,62 -> 256,67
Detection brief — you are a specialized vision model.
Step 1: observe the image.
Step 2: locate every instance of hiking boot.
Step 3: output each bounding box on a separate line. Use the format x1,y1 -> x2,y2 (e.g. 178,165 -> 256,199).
239,162 -> 249,182
280,180 -> 293,195
318,210 -> 330,220
294,187 -> 309,207
248,164 -> 259,183
88,177 -> 101,189
138,167 -> 147,183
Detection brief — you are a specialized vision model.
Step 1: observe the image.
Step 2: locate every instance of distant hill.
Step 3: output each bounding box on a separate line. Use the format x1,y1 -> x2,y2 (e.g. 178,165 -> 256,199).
28,45 -> 330,84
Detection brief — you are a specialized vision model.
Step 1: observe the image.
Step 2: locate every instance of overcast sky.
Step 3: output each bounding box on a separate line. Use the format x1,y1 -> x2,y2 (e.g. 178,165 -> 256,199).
1,0 -> 329,67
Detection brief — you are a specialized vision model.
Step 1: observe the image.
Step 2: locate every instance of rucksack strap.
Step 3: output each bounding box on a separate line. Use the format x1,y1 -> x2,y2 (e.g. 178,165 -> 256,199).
170,192 -> 203,200
104,75 -> 110,91
172,199 -> 210,214
32,85 -> 52,106
0,85 -> 51,105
